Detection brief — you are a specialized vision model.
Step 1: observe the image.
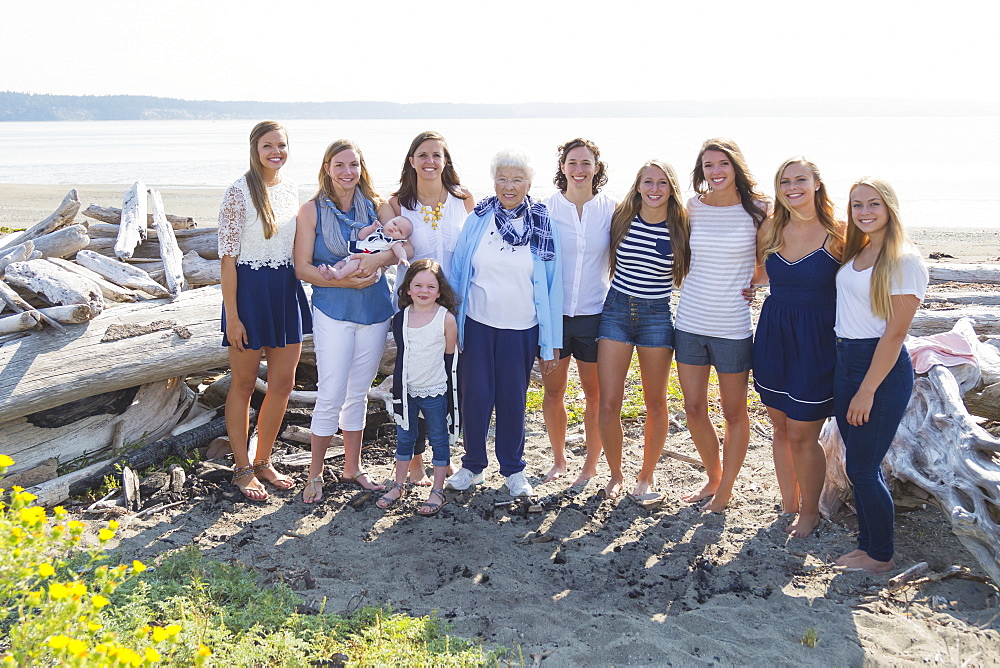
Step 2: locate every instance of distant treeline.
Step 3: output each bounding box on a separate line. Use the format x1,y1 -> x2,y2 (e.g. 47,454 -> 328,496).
2,91 -> 998,121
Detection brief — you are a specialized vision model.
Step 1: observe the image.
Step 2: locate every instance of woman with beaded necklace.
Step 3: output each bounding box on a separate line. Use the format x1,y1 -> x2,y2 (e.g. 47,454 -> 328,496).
387,131 -> 474,485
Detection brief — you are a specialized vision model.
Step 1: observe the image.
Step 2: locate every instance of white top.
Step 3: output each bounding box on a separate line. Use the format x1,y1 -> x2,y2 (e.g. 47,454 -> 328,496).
835,252 -> 928,339
466,215 -> 537,329
403,305 -> 448,396
674,196 -> 758,339
355,228 -> 402,253
542,191 -> 616,316
217,176 -> 299,269
400,192 -> 468,279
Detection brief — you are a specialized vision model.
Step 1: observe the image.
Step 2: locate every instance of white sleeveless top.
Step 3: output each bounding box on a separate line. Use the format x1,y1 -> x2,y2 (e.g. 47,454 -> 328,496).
403,305 -> 449,397
400,192 -> 468,278
217,176 -> 299,269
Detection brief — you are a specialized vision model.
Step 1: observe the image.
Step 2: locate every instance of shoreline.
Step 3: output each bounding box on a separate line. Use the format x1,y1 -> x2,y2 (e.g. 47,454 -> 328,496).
2,184 -> 999,264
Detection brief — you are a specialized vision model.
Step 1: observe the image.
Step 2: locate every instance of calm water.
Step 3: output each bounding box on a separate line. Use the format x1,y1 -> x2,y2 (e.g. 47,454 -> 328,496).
2,116 -> 997,228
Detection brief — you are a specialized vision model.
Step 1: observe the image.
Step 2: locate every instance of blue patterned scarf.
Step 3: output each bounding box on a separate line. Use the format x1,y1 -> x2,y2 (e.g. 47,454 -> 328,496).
473,195 -> 554,260
318,188 -> 378,258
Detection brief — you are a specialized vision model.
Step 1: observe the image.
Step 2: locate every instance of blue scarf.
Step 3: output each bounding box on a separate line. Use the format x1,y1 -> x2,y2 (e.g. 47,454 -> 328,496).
473,195 -> 554,260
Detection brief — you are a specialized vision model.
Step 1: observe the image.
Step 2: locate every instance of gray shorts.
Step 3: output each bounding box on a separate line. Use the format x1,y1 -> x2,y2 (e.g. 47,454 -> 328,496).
674,329 -> 752,374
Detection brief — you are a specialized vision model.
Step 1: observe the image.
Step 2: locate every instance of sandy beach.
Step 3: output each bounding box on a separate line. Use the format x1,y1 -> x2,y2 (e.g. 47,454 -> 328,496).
3,183 -> 1000,264
3,183 -> 1000,664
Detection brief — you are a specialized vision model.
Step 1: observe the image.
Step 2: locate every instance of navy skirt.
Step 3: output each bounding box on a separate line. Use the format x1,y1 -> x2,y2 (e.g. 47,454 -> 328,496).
221,263 -> 312,350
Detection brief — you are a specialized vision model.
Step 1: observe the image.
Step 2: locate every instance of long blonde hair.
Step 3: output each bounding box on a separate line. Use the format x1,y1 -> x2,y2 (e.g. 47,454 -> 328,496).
312,139 -> 383,207
760,157 -> 843,262
609,160 -> 690,286
246,120 -> 285,239
843,177 -> 909,320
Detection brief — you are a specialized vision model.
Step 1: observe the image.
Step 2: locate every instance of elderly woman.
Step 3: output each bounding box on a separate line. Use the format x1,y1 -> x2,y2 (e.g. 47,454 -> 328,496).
444,148 -> 563,498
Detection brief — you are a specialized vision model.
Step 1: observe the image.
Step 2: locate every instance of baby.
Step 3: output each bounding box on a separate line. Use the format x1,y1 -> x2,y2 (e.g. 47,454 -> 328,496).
319,215 -> 413,280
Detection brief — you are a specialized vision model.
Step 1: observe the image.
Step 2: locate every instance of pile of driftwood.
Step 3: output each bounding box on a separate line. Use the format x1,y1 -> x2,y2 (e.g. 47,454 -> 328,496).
2,187 -> 1000,585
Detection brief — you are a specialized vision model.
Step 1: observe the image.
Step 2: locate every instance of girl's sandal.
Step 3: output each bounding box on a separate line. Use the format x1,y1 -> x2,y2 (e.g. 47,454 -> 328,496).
417,488 -> 447,517
376,482 -> 407,510
340,470 -> 385,492
233,464 -> 268,501
303,476 -> 324,504
253,457 -> 295,490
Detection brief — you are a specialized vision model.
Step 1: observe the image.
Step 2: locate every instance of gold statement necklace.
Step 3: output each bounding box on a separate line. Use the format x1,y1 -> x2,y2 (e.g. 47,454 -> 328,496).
419,188 -> 446,230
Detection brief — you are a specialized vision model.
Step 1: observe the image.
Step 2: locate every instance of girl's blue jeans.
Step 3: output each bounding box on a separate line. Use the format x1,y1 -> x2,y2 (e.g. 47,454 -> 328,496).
396,393 -> 450,467
834,338 -> 913,562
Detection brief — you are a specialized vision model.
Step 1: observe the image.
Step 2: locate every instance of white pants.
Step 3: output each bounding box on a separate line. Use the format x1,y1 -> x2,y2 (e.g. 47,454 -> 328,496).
310,308 -> 391,436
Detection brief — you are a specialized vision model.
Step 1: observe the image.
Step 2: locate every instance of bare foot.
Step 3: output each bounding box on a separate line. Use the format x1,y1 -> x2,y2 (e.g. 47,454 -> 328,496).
632,477 -> 655,497
841,553 -> 896,574
302,477 -> 323,504
234,465 -> 268,501
834,549 -> 866,566
569,471 -> 594,487
340,470 -> 386,492
681,481 -> 718,504
602,478 -> 623,500
786,512 -> 820,538
543,464 -> 567,483
702,491 -> 732,513
407,460 -> 431,486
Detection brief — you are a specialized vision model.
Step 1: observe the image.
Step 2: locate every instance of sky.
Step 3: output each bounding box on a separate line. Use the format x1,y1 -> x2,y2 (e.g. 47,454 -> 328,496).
3,0 -> 997,106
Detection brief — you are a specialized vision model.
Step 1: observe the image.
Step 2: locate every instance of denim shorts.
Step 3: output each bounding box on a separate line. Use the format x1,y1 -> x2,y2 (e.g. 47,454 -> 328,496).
560,314 -> 601,362
596,287 -> 674,349
674,329 -> 752,373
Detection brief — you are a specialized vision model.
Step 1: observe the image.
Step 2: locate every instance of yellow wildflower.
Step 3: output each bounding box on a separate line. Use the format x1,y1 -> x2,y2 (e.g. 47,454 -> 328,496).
165,624 -> 181,637
48,635 -> 71,649
0,454 -> 13,467
67,520 -> 85,534
132,560 -> 147,573
69,581 -> 87,597
151,626 -> 168,642
91,594 -> 110,608
67,639 -> 87,658
38,563 -> 55,577
198,645 -> 212,657
144,647 -> 161,662
19,506 -> 46,525
53,505 -> 67,516
49,583 -> 70,599
98,528 -> 115,542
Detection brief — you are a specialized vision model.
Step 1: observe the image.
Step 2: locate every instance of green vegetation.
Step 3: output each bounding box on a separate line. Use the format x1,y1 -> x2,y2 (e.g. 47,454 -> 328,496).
0,227 -> 25,234
0,456 -> 497,666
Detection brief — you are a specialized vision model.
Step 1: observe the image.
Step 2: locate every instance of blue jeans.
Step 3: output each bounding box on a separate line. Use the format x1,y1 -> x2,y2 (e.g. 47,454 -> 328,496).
834,338 -> 913,562
597,287 -> 674,348
396,393 -> 450,467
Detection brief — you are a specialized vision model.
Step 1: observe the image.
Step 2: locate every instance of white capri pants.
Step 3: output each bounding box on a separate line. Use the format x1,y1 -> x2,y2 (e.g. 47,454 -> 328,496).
310,308 -> 392,436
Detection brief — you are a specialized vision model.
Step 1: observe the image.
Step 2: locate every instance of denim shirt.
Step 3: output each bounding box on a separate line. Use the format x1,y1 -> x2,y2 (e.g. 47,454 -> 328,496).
310,198 -> 393,325
451,209 -> 563,360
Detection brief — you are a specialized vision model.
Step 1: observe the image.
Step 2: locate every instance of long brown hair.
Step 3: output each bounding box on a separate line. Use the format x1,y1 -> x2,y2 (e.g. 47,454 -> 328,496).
609,160 -> 691,287
245,120 -> 286,239
393,131 -> 468,210
312,139 -> 382,207
692,137 -> 768,228
760,157 -> 844,262
396,258 -> 460,313
552,138 -> 608,195
843,177 -> 910,320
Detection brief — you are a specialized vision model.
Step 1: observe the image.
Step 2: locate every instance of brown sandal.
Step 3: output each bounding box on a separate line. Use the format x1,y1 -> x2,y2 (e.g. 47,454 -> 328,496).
253,457 -> 295,490
376,482 -> 407,510
302,476 -> 324,504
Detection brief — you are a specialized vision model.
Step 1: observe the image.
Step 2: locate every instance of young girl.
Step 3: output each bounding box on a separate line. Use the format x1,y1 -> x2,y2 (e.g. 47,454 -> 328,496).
833,177 -> 927,574
596,160 -> 690,501
219,120 -> 311,500
752,157 -> 845,536
379,259 -> 459,515
675,138 -> 769,512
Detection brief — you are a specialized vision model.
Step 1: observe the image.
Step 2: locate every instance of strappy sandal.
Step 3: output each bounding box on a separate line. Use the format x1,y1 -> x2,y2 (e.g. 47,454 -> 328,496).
417,488 -> 447,517
339,470 -> 385,491
253,457 -> 295,490
303,476 -> 324,504
233,464 -> 268,501
376,481 -> 407,510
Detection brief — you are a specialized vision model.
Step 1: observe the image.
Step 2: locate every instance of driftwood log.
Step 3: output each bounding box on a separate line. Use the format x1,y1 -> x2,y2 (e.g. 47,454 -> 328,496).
924,290 -> 1000,307
909,308 -> 1000,336
124,412 -> 231,472
927,263 -> 1000,285
0,277 -> 67,332
0,379 -> 196,476
114,181 -> 148,259
87,227 -> 219,261
150,189 -> 187,296
75,249 -> 170,298
0,241 -> 38,276
37,304 -> 96,324
0,310 -> 41,335
3,259 -> 104,316
0,189 -> 80,251
819,361 -> 1000,585
30,224 -> 91,260
82,203 -> 196,230
963,337 -> 1000,421
143,252 -> 221,287
45,257 -> 139,303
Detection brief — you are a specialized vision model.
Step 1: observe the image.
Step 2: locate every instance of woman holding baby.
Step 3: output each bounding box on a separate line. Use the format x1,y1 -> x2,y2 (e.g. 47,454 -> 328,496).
293,139 -> 411,503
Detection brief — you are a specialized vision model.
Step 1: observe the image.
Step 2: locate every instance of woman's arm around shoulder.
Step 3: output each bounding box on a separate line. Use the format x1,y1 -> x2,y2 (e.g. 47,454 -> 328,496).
459,187 -> 476,213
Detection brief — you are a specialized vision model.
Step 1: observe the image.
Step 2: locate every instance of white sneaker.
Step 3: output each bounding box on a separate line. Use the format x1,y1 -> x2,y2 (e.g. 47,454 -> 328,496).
444,468 -> 485,491
505,471 -> 533,497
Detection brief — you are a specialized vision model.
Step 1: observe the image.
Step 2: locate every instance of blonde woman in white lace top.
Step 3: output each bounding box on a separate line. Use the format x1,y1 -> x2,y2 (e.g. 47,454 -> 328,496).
218,120 -> 311,501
